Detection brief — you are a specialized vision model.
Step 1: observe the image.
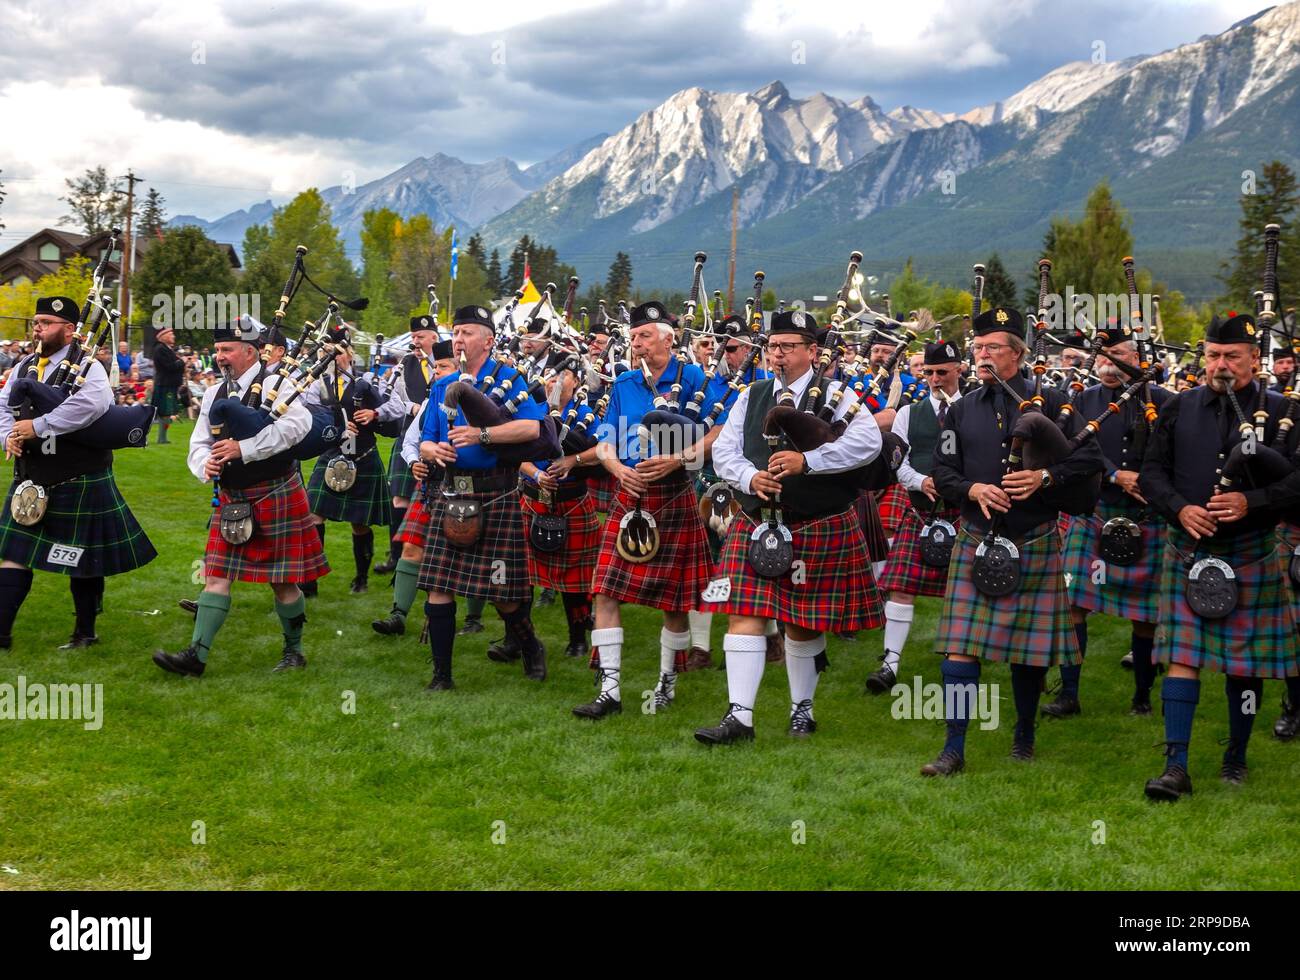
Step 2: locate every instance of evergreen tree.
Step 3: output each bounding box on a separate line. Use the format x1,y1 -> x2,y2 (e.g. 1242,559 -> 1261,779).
506,235 -> 535,288
139,187 -> 167,240
132,226 -> 238,337
605,251 -> 633,301
982,253 -> 1018,310
465,233 -> 487,269
486,249 -> 503,297
1219,161 -> 1299,311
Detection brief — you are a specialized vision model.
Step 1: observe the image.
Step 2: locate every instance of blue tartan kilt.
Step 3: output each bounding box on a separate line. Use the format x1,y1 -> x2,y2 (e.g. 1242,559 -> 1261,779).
0,468 -> 157,577
306,446 -> 392,526
1154,526 -> 1299,679
387,435 -> 417,501
1062,502 -> 1164,623
935,522 -> 1079,668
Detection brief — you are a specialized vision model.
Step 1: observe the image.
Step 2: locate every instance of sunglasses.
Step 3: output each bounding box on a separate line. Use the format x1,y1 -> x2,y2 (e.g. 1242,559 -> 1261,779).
724,345 -> 741,353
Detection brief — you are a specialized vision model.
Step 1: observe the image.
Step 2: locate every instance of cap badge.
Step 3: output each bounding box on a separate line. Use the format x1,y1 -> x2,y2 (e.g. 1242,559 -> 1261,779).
51,299 -> 63,312
995,309 -> 1008,324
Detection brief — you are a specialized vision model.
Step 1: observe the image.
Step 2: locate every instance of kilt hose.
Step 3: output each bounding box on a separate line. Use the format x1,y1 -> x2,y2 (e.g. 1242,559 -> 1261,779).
1279,521 -> 1300,624
1062,502 -> 1164,623
203,471 -> 329,584
711,508 -> 885,633
395,486 -> 432,547
150,386 -> 180,418
387,437 -> 417,500
935,523 -> 1079,668
1154,526 -> 1298,679
0,468 -> 156,577
418,481 -> 531,602
306,447 -> 392,527
876,505 -> 961,598
591,474 -> 715,612
854,491 -> 891,563
875,483 -> 909,536
590,471 -> 617,514
520,488 -> 600,592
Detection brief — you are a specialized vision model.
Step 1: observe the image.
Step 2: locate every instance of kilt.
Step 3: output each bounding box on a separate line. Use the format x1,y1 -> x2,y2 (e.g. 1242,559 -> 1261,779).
1154,527 -> 1298,679
1062,502 -> 1163,623
0,468 -> 157,577
203,471 -> 329,583
591,474 -> 715,612
150,386 -> 180,417
876,505 -> 961,598
875,483 -> 909,536
418,478 -> 531,601
387,436 -> 417,501
854,491 -> 891,562
935,523 -> 1079,668
395,488 -> 431,547
521,488 -> 600,592
307,447 -> 392,526
590,471 -> 617,513
1279,521 -> 1300,623
712,508 -> 884,633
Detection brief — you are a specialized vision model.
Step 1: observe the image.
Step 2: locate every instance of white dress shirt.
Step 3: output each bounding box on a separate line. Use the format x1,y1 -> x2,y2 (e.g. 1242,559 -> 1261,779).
187,361 -> 311,483
0,345 -> 112,444
893,388 -> 963,493
712,366 -> 882,496
400,399 -> 428,465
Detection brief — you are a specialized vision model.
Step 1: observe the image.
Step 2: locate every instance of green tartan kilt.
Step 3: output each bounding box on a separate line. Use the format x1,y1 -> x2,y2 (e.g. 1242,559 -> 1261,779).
1062,501 -> 1164,623
306,447 -> 392,527
150,385 -> 180,417
934,522 -> 1079,668
1154,527 -> 1299,679
0,468 -> 157,577
387,435 -> 417,501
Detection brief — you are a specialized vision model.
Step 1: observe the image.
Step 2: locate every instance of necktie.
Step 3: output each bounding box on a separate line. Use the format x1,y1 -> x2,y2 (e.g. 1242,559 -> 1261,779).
36,357 -> 49,382
936,398 -> 948,428
421,361 -> 431,383
337,375 -> 346,401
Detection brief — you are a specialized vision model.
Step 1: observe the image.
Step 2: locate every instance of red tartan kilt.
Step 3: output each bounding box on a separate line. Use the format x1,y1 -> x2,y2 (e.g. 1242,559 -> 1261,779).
396,489 -> 432,546
876,506 -> 960,598
712,508 -> 884,632
591,475 -> 715,611
875,484 -> 909,535
204,473 -> 329,583
521,490 -> 600,591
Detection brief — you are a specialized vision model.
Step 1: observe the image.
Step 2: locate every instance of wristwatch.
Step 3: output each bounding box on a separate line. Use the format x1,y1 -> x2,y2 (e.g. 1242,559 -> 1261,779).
1040,469 -> 1054,489
478,426 -> 491,446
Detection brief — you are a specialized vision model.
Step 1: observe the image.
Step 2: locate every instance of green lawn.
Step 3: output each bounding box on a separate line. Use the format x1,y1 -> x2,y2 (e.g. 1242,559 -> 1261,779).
1,420 -> 1297,890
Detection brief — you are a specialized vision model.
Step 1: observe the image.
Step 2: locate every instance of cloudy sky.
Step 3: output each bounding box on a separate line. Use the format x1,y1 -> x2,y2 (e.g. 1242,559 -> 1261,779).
0,0 -> 1275,243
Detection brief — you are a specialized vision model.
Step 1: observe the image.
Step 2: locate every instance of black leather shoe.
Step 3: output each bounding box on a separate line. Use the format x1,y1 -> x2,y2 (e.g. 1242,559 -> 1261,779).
788,699 -> 817,737
371,610 -> 407,636
521,642 -> 547,681
457,617 -> 484,636
1040,693 -> 1081,718
349,576 -> 368,595
573,691 -> 622,719
372,558 -> 398,575
59,632 -> 99,650
426,671 -> 454,691
1145,764 -> 1193,801
1273,699 -> 1300,740
1130,697 -> 1153,716
694,705 -> 755,745
536,588 -> 556,607
1220,759 -> 1248,785
865,658 -> 896,695
273,650 -> 306,672
564,638 -> 588,658
1120,650 -> 1134,670
179,598 -> 198,616
1010,740 -> 1035,761
920,749 -> 965,776
153,646 -> 205,677
487,634 -> 522,663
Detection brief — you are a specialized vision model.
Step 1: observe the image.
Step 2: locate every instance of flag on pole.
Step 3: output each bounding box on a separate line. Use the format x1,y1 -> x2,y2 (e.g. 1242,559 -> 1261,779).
449,228 -> 459,281
518,276 -> 542,305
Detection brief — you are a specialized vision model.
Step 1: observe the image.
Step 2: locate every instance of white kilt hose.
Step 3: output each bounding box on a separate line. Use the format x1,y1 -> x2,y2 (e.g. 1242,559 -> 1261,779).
417,469 -> 532,602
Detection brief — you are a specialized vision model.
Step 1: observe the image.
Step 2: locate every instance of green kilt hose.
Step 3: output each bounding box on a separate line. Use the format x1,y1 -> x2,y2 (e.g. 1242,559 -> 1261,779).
204,472 -> 329,583
387,437 -> 417,500
418,472 -> 531,602
935,522 -> 1079,667
711,508 -> 885,633
1278,521 -> 1300,624
150,385 -> 180,418
591,473 -> 714,611
1062,501 -> 1164,623
1154,527 -> 1298,679
520,484 -> 600,592
307,447 -> 392,526
395,487 -> 431,547
0,468 -> 156,577
877,505 -> 961,598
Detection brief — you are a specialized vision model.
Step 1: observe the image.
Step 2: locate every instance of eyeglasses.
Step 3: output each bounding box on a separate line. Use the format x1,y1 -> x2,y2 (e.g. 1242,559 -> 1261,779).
31,318 -> 66,328
970,343 -> 1010,355
765,341 -> 809,354
921,367 -> 955,376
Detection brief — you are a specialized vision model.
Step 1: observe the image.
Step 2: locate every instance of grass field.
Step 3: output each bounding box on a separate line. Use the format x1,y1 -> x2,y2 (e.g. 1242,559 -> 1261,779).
1,420 -> 1298,890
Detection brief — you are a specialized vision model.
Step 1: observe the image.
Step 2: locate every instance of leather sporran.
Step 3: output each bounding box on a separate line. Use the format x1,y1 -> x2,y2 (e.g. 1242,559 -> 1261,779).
1185,557 -> 1237,619
1098,516 -> 1143,566
9,479 -> 48,527
442,499 -> 483,548
323,456 -> 358,492
971,536 -> 1021,597
218,500 -> 256,545
530,513 -> 567,553
615,508 -> 659,563
919,519 -> 957,568
747,519 -> 793,579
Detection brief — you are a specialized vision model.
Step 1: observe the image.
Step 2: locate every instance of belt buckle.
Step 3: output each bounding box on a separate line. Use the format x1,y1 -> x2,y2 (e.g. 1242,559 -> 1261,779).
453,475 -> 474,495
539,486 -> 553,506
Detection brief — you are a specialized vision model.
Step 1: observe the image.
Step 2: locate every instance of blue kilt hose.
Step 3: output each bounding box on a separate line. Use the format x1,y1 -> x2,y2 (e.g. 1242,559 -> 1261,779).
520,484 -> 600,592
711,507 -> 884,633
1062,501 -> 1164,623
0,468 -> 157,577
387,437 -> 417,500
204,472 -> 329,584
1278,521 -> 1300,625
877,504 -> 961,598
935,522 -> 1079,668
418,474 -> 532,602
1154,526 -> 1298,679
307,446 -> 392,527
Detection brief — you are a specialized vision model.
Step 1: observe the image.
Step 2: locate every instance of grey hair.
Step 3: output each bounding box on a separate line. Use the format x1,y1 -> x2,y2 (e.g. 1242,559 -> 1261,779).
1006,333 -> 1030,363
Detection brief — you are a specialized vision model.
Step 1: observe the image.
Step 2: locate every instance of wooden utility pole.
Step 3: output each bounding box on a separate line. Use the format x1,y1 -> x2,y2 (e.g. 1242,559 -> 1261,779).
120,170 -> 143,340
727,185 -> 739,312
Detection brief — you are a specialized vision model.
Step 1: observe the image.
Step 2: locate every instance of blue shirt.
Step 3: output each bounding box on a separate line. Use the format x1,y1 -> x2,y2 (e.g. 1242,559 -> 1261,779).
598,355 -> 707,466
702,361 -> 771,427
421,357 -> 546,470
116,352 -> 134,374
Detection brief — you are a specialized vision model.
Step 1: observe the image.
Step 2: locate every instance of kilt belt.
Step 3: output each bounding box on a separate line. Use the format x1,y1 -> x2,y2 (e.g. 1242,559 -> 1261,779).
519,479 -> 589,503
